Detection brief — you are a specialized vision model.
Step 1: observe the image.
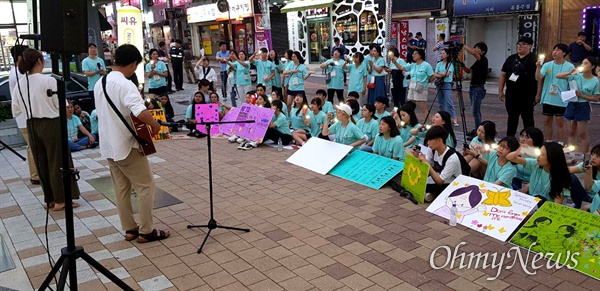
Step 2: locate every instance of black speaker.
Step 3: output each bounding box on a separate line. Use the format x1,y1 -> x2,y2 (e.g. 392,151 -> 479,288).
40,0 -> 88,53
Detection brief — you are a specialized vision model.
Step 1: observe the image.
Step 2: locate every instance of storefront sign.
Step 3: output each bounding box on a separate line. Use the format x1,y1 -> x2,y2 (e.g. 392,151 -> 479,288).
399,21 -> 409,59
306,7 -> 329,19
434,18 -> 449,41
392,0 -> 442,13
518,15 -> 538,49
173,0 -> 191,7
390,22 -> 399,48
216,0 -> 253,21
287,12 -> 302,52
187,4 -> 219,23
454,0 -> 537,17
117,6 -> 144,82
153,0 -> 167,4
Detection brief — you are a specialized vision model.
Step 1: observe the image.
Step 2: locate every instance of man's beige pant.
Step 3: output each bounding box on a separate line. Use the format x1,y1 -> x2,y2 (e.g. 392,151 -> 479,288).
108,149 -> 155,234
19,128 -> 39,181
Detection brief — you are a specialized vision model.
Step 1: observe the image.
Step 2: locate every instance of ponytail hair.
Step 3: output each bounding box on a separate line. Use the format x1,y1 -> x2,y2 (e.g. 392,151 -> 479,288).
586,56 -> 600,76
17,49 -> 43,74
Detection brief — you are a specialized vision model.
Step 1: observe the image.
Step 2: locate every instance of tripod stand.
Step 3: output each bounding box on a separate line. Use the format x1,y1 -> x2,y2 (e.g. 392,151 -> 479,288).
164,119 -> 253,253
38,53 -> 132,291
450,59 -> 470,149
0,139 -> 26,161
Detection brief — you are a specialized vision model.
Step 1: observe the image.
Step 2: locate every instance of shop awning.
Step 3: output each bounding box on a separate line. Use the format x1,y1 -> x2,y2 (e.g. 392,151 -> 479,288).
280,0 -> 334,13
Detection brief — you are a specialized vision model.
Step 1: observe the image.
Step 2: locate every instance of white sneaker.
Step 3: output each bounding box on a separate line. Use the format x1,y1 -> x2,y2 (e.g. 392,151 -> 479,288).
237,142 -> 247,149
425,193 -> 435,203
240,143 -> 253,150
248,141 -> 258,148
228,134 -> 238,143
236,137 -> 245,144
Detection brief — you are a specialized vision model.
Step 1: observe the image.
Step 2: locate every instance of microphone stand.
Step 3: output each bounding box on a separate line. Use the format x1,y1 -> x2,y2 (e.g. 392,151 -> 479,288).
0,139 -> 26,161
162,119 -> 254,254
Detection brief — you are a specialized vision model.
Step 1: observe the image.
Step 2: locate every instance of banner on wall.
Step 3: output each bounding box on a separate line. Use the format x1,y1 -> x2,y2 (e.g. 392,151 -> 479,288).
117,6 -> 144,82
518,14 -> 539,50
390,22 -> 399,49
434,18 -> 449,40
399,21 -> 409,60
287,12 -> 302,52
255,14 -> 272,51
454,0 -> 537,17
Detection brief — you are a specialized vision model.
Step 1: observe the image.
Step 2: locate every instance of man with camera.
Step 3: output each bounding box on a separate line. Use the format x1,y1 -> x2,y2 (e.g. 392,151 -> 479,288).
461,42 -> 489,137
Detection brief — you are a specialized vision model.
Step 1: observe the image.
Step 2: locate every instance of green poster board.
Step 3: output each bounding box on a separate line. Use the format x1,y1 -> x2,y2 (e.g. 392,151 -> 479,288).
400,154 -> 430,204
510,202 -> 600,280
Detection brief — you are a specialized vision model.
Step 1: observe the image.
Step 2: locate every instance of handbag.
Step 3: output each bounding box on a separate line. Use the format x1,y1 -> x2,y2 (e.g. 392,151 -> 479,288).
434,61 -> 451,87
367,82 -> 376,89
325,70 -> 332,84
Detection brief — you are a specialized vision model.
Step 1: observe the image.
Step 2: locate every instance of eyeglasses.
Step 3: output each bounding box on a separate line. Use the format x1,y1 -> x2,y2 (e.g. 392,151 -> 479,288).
517,42 -> 530,47
519,134 -> 530,139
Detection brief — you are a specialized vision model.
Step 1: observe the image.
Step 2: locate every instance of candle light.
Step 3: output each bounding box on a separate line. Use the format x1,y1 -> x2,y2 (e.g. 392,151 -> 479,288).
484,144 -> 491,151
534,148 -> 542,157
569,145 -> 576,152
578,66 -> 584,72
538,54 -> 545,61
400,121 -> 406,127
333,118 -> 338,123
393,107 -> 398,112
302,104 -> 308,115
491,143 -> 498,150
305,115 -> 310,119
145,98 -> 151,103
425,124 -> 431,130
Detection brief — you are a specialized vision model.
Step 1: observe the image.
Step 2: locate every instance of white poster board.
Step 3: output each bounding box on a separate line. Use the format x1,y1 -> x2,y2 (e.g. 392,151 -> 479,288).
286,138 -> 352,175
426,175 -> 539,242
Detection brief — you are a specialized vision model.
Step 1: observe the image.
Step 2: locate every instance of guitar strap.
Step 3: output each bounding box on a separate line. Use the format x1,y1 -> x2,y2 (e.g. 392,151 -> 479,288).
101,76 -> 150,147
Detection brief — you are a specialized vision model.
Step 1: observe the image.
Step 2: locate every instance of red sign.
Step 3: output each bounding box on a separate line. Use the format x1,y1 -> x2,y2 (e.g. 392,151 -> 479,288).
399,21 -> 409,60
173,0 -> 191,7
122,0 -> 140,8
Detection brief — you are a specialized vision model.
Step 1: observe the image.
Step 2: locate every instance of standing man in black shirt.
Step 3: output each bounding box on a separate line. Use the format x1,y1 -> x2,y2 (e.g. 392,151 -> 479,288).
568,31 -> 592,66
169,39 -> 185,91
407,33 -> 418,63
461,42 -> 489,136
498,37 -> 538,137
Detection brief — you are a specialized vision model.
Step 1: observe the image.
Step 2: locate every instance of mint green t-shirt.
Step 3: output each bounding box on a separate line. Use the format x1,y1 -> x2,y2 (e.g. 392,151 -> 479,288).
145,61 -> 167,89
356,118 -> 379,143
482,150 -> 517,188
272,112 -> 291,135
540,61 -> 575,107
373,135 -> 405,160
369,57 -> 387,77
374,110 -> 390,120
287,64 -> 308,91
405,62 -> 435,85
234,61 -> 251,86
526,158 -> 570,201
435,61 -> 454,83
308,110 -> 326,137
82,57 -> 106,90
255,59 -> 275,86
289,106 -> 310,131
400,123 -> 421,148
567,73 -> 600,103
345,62 -> 368,93
272,61 -> 283,88
329,121 -> 364,146
325,59 -> 345,90
67,115 -> 82,141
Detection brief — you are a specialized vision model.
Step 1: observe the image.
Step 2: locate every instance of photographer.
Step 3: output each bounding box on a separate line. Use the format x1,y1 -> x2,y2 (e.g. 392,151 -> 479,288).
461,42 -> 489,137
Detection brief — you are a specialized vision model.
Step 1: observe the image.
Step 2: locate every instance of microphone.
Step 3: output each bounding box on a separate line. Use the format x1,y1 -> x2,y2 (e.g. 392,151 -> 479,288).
97,63 -> 102,70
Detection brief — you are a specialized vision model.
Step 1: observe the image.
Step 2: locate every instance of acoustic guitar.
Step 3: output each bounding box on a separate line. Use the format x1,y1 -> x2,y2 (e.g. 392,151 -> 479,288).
130,113 -> 156,156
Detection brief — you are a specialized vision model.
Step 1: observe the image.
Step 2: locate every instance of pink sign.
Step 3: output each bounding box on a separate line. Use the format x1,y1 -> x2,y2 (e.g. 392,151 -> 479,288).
195,104 -> 220,135
173,0 -> 191,7
235,104 -> 274,143
219,107 -> 241,136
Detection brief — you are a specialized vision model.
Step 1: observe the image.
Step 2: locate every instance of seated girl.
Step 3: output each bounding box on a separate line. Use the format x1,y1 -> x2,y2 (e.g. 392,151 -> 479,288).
262,99 -> 292,146
185,91 -> 208,138
289,93 -> 310,132
356,104 -> 379,152
229,91 -> 258,143
571,144 -> 600,213
66,102 -> 96,151
346,98 -> 361,123
513,127 -> 544,192
255,94 -> 271,108
73,103 -> 91,136
159,93 -> 179,132
372,116 -> 405,161
209,92 -> 231,120
465,136 -> 519,188
292,98 -> 326,145
391,102 -> 421,149
411,111 -> 457,150
462,121 -> 497,178
271,90 -> 288,118
322,104 -> 366,149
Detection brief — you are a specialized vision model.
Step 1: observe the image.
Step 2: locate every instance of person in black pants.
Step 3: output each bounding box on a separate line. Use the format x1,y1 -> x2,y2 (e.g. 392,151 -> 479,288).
157,41 -> 174,93
387,47 -> 406,108
169,39 -> 185,91
499,37 -> 538,137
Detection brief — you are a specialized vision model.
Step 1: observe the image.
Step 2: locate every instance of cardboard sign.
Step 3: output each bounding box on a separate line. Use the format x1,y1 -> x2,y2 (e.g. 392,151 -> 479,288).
427,175 -> 538,241
401,154 -> 430,203
235,104 -> 274,143
510,202 -> 600,280
149,109 -> 171,141
286,138 -> 352,175
329,151 -> 404,189
195,104 -> 220,135
219,107 -> 241,136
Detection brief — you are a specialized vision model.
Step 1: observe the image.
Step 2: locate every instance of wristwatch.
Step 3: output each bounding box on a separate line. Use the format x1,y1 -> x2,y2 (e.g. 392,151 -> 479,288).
475,154 -> 481,159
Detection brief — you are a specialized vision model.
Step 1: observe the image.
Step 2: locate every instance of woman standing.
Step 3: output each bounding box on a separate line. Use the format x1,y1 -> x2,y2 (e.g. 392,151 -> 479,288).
269,50 -> 284,94
145,49 -> 169,100
227,50 -> 252,102
282,49 -> 294,108
342,52 -> 368,106
11,49 -> 81,211
386,47 -> 408,108
283,51 -> 313,102
399,49 -> 435,119
320,48 -> 345,103
366,45 -> 387,105
434,49 -> 458,126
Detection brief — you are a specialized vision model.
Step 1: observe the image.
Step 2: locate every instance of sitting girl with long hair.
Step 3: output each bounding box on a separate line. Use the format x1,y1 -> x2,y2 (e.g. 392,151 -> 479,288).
392,102 -> 421,148
372,116 -> 405,161
466,136 -> 519,188
462,120 -> 497,178
291,98 -> 326,145
356,104 -> 379,152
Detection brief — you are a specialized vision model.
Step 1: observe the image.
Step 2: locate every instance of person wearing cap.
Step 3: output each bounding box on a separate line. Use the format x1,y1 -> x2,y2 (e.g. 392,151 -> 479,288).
568,32 -> 592,67
322,103 -> 366,149
415,32 -> 427,51
407,32 -> 418,63
461,42 -> 489,137
499,36 -> 538,137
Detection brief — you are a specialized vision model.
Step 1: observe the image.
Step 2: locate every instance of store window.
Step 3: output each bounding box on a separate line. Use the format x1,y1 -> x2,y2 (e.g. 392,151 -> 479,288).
359,11 -> 377,45
336,14 -> 357,46
306,7 -> 331,63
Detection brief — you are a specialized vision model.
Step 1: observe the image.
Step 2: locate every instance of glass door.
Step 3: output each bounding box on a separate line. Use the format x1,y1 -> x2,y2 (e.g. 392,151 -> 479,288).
308,20 -> 331,63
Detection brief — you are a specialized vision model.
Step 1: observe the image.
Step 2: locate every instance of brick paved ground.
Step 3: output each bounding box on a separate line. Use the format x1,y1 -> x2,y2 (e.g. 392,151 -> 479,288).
1,135 -> 599,290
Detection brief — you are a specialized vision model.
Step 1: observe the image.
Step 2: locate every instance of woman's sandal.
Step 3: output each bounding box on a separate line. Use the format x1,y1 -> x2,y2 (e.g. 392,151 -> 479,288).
43,203 -> 55,210
125,228 -> 139,241
53,202 -> 80,211
137,229 -> 170,243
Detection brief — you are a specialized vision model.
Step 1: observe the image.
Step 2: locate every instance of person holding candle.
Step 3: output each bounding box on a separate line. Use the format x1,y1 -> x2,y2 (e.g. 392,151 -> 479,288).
372,116 -> 405,161
289,93 -> 310,132
392,102 -> 421,149
316,89 -> 335,119
270,90 -> 288,119
255,94 -> 271,108
282,51 -> 313,102
412,111 -> 457,149
145,49 -> 169,100
397,49 -> 435,119
574,144 -> 600,214
366,45 -> 388,105
462,121 -> 497,178
343,53 -> 368,106
292,98 -> 327,145
466,136 -> 519,188
511,127 -> 545,192
556,56 -> 600,153
320,48 -> 346,103
322,104 -> 366,149
357,104 -> 379,152
535,43 -> 574,144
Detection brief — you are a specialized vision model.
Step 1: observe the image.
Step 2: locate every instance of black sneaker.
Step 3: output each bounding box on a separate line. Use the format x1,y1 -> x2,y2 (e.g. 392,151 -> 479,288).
187,130 -> 196,137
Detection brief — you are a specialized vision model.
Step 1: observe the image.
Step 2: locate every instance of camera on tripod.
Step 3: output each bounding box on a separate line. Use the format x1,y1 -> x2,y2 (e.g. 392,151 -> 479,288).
443,40 -> 464,60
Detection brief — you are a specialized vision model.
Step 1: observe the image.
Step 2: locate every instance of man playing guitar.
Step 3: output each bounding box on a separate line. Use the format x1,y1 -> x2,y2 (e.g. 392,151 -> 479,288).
93,44 -> 170,243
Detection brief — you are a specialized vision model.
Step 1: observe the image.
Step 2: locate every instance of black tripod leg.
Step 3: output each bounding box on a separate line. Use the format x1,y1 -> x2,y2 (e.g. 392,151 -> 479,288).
38,255 -> 66,291
187,224 -> 209,229
197,228 -> 213,254
57,257 -> 70,291
0,139 -> 26,161
217,225 -> 250,232
81,253 -> 134,291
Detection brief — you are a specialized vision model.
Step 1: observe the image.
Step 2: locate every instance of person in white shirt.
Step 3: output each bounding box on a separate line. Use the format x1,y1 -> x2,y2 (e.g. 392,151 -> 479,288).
9,45 -> 39,184
93,44 -> 170,243
416,126 -> 462,202
11,49 -> 81,211
195,56 -> 217,91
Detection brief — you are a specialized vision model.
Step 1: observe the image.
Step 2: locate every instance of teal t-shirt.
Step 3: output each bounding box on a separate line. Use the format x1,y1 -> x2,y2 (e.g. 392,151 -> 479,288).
82,57 -> 106,90
272,61 -> 283,88
470,136 -> 483,147
283,61 -> 294,86
356,118 -> 379,143
329,121 -> 364,146
67,115 -> 82,141
435,61 -> 454,83
374,110 -> 390,120
322,100 -> 335,117
400,123 -> 420,148
289,106 -> 310,131
525,158 -> 571,201
272,112 -> 291,135
369,57 -> 387,77
373,135 -> 405,160
346,62 -> 368,93
255,59 -> 275,86
406,62 -> 435,85
234,61 -> 251,86
308,110 -> 326,137
90,109 -> 98,135
540,61 -> 575,107
576,163 -> 600,197
482,150 -> 517,188
288,64 -> 308,91
567,73 -> 600,102
185,105 -> 194,119
325,59 -> 345,90
145,61 -> 167,89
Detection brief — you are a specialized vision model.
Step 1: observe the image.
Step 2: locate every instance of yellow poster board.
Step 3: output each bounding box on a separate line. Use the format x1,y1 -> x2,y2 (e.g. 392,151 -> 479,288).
150,109 -> 171,141
117,6 -> 144,83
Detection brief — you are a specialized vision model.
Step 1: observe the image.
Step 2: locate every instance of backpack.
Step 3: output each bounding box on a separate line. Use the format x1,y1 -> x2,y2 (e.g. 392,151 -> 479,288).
440,147 -> 471,176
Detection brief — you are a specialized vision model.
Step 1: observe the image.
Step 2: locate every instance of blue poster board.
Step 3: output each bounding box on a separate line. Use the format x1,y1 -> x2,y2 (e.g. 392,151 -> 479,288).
454,0 -> 536,17
329,151 -> 404,189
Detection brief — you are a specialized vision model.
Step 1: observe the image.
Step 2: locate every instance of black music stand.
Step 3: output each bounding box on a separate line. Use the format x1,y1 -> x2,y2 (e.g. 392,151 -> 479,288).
170,119 -> 254,254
